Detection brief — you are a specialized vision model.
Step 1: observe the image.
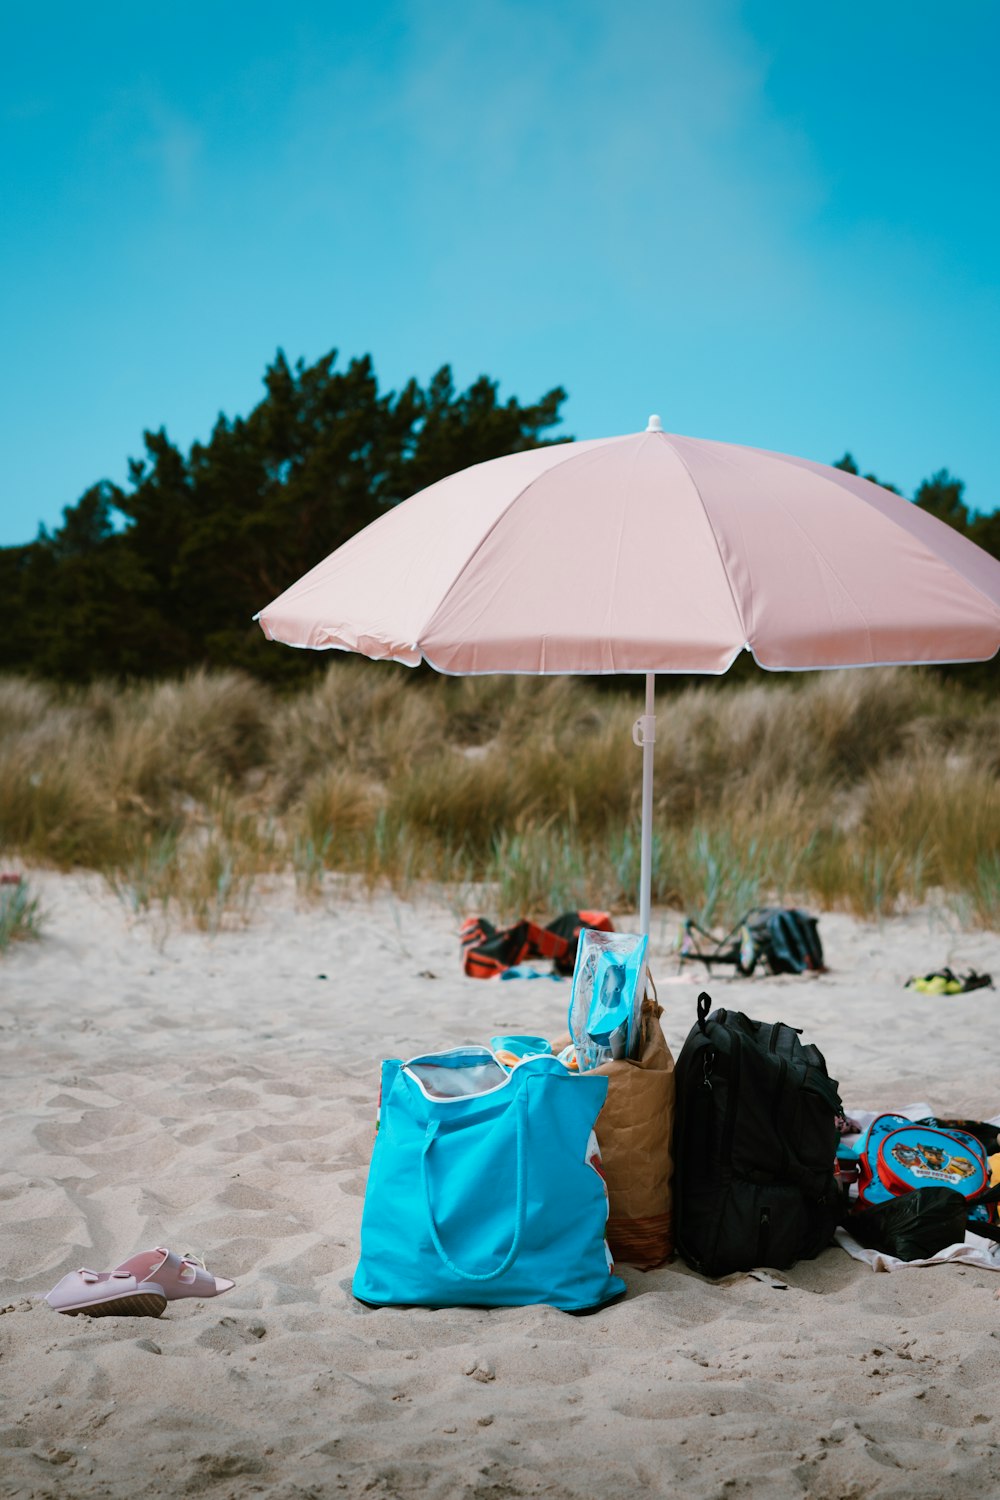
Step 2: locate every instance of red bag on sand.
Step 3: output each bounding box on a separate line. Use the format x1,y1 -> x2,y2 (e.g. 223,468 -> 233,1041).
460,910 -> 614,979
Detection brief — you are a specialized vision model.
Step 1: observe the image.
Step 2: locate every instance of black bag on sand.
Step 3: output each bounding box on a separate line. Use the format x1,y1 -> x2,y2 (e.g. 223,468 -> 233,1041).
848,1186 -> 969,1262
674,993 -> 842,1278
849,1183 -> 1000,1259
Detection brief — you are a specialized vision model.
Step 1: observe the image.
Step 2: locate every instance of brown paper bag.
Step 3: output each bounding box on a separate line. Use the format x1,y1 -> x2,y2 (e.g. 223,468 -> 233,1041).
590,988 -> 675,1269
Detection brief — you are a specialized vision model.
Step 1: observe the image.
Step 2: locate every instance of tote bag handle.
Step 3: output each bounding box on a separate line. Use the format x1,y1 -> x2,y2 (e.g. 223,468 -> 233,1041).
420,1086 -> 527,1282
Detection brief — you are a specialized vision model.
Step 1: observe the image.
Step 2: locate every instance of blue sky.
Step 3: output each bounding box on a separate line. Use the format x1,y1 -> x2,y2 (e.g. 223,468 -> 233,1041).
2,0 -> 998,545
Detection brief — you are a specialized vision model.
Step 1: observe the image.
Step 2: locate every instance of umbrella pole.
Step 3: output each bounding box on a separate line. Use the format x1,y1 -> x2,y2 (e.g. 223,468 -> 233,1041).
633,672 -> 656,938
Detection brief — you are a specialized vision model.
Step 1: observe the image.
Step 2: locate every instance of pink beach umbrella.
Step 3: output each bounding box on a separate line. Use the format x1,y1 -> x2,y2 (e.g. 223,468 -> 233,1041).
256,418 -> 1000,935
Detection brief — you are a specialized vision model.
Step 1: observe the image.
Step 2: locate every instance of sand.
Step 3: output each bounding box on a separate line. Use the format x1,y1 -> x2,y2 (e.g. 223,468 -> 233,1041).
1,871 -> 999,1499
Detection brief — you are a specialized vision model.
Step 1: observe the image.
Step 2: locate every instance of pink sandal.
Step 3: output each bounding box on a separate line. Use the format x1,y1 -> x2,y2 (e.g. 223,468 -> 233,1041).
43,1268 -> 168,1318
43,1248 -> 234,1318
111,1247 -> 235,1301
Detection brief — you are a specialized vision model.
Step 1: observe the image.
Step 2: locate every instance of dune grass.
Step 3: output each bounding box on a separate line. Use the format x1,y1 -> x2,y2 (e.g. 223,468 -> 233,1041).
0,664 -> 997,934
0,879 -> 44,950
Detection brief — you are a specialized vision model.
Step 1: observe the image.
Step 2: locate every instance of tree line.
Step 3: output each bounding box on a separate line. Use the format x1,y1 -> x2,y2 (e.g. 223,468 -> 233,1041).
0,348 -> 996,685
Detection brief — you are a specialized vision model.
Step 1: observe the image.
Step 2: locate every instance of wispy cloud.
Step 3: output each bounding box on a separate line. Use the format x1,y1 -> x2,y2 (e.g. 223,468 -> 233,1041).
281,0 -> 827,323
139,95 -> 201,203
88,82 -> 203,207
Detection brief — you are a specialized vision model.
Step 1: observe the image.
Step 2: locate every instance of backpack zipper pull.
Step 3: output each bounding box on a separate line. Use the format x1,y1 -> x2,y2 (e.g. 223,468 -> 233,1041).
756,1206 -> 771,1263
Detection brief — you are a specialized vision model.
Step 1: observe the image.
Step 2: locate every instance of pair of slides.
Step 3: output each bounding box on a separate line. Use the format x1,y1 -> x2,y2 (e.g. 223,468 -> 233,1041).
43,1247 -> 235,1319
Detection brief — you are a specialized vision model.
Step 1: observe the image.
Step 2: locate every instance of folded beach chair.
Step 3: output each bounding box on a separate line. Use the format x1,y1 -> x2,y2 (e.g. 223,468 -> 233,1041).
677,907 -> 824,977
676,916 -> 757,975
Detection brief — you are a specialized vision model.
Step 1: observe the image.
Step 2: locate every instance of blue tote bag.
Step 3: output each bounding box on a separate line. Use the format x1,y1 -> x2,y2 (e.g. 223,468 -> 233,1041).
353,1047 -> 626,1311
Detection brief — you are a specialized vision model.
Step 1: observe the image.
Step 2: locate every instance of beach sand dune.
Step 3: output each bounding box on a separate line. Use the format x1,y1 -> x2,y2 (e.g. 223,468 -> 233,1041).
2,873 -> 998,1498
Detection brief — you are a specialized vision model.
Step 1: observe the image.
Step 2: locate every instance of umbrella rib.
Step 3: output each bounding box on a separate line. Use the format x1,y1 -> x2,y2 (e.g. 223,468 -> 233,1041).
756,450 -> 1000,659
416,435 -> 634,647
604,437 -> 647,646
769,449 -> 1000,624
664,437 -> 752,648
710,440 -> 886,658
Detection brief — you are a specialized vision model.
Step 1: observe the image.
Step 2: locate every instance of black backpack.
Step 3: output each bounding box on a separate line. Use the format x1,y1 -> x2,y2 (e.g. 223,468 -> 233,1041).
748,908 -> 824,974
674,994 -> 842,1277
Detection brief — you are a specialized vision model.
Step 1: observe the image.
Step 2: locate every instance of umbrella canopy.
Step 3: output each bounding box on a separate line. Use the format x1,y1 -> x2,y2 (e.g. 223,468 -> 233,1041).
257,419 -> 1000,935
257,418 -> 1000,675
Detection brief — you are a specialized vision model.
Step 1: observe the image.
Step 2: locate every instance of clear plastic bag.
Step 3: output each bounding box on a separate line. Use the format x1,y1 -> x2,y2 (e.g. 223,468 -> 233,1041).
567,929 -> 648,1072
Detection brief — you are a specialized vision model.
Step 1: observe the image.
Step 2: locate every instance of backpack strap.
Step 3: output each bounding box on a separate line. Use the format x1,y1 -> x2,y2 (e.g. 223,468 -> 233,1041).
967,1218 -> 1000,1245
966,1181 -> 1000,1241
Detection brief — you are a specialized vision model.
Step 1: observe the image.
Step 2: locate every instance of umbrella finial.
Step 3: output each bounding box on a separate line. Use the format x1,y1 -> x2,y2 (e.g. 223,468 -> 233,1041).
645,414 -> 663,432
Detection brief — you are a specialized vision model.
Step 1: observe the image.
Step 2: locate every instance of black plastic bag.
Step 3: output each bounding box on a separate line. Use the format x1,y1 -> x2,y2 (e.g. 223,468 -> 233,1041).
848,1186 -> 968,1261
